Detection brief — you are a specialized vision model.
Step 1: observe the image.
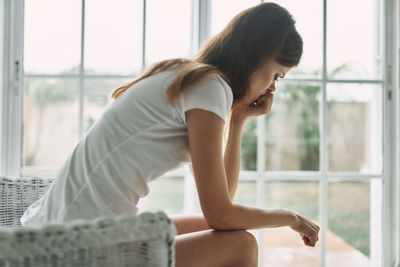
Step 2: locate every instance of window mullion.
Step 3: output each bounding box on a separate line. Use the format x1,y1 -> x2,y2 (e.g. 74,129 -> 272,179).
319,0 -> 328,266
78,0 -> 85,139
256,116 -> 266,266
369,2 -> 385,265
382,0 -> 398,266
142,0 -> 146,70
190,0 -> 199,54
198,0 -> 210,49
394,0 -> 400,264
318,179 -> 328,267
1,0 -> 24,176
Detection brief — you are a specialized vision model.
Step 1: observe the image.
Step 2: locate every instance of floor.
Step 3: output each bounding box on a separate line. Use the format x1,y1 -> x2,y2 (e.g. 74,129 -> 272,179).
248,226 -> 370,267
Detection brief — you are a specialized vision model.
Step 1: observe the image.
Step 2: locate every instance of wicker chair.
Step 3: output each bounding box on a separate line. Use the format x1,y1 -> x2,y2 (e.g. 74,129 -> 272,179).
0,176 -> 176,267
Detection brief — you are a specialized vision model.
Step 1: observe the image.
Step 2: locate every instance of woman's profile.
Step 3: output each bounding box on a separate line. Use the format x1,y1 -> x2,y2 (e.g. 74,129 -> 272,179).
21,2 -> 319,266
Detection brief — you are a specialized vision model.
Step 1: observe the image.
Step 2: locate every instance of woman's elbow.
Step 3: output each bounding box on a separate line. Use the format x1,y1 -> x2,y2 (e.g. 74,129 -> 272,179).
207,218 -> 227,230
205,208 -> 234,231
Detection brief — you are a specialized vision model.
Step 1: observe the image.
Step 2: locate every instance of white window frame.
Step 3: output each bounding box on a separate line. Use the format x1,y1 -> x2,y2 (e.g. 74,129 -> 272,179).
0,0 -> 4,173
1,0 -> 399,266
1,0 -> 24,176
385,0 -> 400,267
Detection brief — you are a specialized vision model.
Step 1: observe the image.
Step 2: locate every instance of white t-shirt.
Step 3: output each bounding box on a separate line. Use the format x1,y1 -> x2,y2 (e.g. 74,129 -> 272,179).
21,69 -> 233,226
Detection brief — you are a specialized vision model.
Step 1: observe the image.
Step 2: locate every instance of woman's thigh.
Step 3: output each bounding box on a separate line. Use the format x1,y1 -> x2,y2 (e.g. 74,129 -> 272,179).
175,229 -> 258,267
170,214 -> 209,235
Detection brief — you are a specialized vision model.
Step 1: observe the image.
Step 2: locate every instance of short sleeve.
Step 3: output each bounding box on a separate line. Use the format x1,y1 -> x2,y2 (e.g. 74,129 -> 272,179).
177,75 -> 233,125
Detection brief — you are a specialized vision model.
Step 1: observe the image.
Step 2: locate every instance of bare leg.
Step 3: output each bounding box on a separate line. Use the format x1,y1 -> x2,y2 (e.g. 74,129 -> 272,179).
170,214 -> 210,235
175,229 -> 258,267
171,214 -> 258,266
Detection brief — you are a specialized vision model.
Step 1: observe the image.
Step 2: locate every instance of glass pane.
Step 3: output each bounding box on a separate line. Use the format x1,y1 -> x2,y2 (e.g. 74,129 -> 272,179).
327,181 -> 376,266
327,0 -> 382,79
241,118 -> 257,171
85,0 -> 143,75
83,78 -> 131,132
24,0 -> 81,74
263,181 -> 319,267
142,176 -> 184,215
145,0 -> 191,66
327,84 -> 382,173
23,78 -> 79,167
233,180 -> 256,206
211,0 -> 259,37
265,82 -> 320,171
272,0 -> 322,78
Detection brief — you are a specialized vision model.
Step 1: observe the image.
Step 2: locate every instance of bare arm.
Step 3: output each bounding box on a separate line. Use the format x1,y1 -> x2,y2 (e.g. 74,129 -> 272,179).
186,108 -> 319,246
223,116 -> 244,200
174,115 -> 244,235
192,114 -> 243,200
169,214 -> 209,235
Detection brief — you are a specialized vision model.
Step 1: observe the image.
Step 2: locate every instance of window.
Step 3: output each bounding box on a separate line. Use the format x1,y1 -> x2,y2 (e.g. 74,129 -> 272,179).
212,0 -> 384,266
2,0 -> 395,266
22,0 -> 192,173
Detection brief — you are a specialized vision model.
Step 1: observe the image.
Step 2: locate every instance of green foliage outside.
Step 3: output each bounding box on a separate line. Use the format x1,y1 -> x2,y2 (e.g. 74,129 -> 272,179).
241,82 -> 320,171
328,182 -> 371,256
241,118 -> 258,170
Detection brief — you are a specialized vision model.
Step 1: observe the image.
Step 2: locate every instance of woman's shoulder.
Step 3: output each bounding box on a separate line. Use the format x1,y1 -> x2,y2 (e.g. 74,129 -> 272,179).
185,73 -> 233,104
178,73 -> 233,125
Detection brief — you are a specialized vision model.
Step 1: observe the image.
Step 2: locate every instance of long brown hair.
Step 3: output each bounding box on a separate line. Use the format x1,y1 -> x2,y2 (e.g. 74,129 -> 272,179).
111,2 -> 303,107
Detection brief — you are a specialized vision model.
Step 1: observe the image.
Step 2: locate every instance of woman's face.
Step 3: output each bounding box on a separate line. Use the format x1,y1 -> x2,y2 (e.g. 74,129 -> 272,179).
244,59 -> 292,106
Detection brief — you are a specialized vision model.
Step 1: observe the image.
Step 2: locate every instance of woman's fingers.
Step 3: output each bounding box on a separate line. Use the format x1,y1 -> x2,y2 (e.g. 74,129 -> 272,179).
304,220 -> 320,233
303,225 -> 319,246
302,235 -> 311,246
242,92 -> 274,119
310,222 -> 320,233
303,218 -> 320,234
292,215 -> 320,247
306,228 -> 319,247
301,233 -> 317,247
255,93 -> 274,114
256,93 -> 273,105
255,95 -> 266,106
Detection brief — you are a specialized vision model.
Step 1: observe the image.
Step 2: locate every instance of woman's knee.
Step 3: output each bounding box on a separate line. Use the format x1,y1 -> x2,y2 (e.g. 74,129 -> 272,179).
227,230 -> 258,266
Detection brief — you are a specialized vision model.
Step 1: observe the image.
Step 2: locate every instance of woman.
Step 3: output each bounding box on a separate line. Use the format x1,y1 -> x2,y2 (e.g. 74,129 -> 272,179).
21,2 -> 319,266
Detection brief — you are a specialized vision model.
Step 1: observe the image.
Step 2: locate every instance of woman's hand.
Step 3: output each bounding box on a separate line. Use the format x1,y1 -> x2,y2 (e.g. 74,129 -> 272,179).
232,92 -> 274,122
289,212 -> 320,247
